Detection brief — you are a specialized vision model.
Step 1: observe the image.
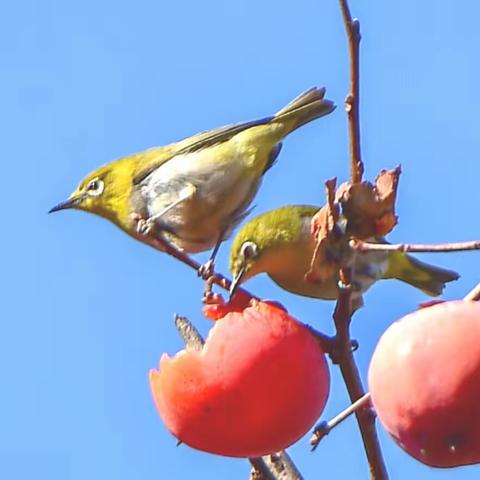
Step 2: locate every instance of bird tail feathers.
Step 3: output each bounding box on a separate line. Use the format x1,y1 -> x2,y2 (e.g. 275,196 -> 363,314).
383,252 -> 459,297
273,87 -> 336,133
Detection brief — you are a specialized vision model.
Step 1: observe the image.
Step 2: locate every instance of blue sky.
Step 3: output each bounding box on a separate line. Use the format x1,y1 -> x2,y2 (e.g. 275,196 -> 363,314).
2,0 -> 480,478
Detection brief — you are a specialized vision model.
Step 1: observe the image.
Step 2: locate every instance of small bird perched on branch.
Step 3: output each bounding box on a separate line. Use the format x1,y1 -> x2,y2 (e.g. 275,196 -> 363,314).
229,205 -> 459,307
49,88 -> 335,273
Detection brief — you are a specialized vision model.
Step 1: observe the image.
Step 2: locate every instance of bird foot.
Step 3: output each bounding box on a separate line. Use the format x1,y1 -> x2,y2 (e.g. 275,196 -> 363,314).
202,276 -> 221,304
132,213 -> 154,237
198,259 -> 215,280
202,290 -> 223,305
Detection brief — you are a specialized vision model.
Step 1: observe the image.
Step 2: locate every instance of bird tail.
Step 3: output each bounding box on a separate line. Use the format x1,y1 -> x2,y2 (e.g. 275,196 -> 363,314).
383,252 -> 460,296
272,87 -> 336,133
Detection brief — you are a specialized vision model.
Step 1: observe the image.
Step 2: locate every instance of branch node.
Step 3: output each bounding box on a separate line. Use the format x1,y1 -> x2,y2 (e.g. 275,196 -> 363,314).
337,279 -> 353,292
352,18 -> 361,37
345,95 -> 354,113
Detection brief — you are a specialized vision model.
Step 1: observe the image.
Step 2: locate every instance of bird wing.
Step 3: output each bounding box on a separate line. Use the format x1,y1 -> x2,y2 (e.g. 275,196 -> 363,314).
174,117 -> 273,155
132,117 -> 273,185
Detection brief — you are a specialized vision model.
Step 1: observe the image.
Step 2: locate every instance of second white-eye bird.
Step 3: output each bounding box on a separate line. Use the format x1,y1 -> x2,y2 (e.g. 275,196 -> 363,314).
229,205 -> 459,307
49,88 -> 335,270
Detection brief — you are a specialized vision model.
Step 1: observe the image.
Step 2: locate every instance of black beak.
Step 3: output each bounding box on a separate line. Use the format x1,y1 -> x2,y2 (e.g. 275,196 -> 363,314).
229,266 -> 246,301
48,196 -> 81,214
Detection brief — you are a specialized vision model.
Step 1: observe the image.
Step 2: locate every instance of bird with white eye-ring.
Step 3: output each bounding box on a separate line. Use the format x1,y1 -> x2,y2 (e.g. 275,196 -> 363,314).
86,179 -> 105,197
229,241 -> 259,298
49,88 -> 336,278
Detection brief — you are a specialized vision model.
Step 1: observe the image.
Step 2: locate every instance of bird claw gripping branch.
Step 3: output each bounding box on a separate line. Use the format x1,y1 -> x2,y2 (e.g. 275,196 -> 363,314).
197,259 -> 215,281
135,216 -> 155,236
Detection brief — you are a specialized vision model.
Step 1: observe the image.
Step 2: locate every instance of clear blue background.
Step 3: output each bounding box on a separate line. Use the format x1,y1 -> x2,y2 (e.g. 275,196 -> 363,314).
3,0 -> 479,478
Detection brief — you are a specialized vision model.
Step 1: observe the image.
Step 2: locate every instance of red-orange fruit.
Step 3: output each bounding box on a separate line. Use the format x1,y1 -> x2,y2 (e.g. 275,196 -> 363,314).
369,300 -> 480,467
150,300 -> 330,457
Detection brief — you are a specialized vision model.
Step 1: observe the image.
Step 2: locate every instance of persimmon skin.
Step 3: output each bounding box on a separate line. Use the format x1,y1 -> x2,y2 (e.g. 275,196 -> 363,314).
368,301 -> 480,467
150,300 -> 330,457
202,292 -> 287,321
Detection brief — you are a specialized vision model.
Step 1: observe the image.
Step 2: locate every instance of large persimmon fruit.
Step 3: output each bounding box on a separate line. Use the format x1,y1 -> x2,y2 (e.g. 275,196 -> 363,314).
369,300 -> 480,467
150,300 -> 330,457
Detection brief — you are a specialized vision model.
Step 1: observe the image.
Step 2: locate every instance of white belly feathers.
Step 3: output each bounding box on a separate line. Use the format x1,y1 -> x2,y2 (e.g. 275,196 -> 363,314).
139,147 -> 259,252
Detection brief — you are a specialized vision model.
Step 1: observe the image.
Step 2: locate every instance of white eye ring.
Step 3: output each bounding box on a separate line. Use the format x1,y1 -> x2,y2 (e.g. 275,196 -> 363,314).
240,241 -> 258,260
86,178 -> 104,197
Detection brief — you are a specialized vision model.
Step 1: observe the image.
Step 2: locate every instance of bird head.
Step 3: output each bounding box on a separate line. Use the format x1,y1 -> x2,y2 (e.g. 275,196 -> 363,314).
229,206 -> 313,298
229,238 -> 262,297
49,159 -> 134,229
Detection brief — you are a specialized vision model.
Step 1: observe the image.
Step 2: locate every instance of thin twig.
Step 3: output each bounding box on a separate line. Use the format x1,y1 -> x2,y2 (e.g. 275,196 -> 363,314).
339,0 -> 363,184
311,393 -> 371,450
147,235 -> 254,299
464,282 -> 480,301
174,315 -> 302,480
352,239 -> 480,254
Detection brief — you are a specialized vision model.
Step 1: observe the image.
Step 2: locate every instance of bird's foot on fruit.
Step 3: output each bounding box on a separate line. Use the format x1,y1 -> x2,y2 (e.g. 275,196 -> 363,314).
202,276 -> 223,304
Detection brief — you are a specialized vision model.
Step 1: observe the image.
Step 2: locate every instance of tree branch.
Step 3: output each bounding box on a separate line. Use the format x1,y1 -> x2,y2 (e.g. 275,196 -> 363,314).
351,239 -> 480,254
328,273 -> 389,479
250,452 -> 303,480
339,0 -> 363,184
147,235 -> 254,299
331,1 -> 388,477
249,458 -> 277,480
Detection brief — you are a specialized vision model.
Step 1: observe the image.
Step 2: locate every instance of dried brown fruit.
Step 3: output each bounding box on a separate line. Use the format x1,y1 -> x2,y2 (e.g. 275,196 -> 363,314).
337,166 -> 401,239
306,178 -> 340,283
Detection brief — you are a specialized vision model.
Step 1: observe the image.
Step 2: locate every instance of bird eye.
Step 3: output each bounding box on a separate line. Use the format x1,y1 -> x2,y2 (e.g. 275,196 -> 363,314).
241,241 -> 258,260
86,178 -> 104,196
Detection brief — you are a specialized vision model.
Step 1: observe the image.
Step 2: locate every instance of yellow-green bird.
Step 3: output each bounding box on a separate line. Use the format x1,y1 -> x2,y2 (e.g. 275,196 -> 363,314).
229,205 -> 459,306
49,88 -> 335,269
